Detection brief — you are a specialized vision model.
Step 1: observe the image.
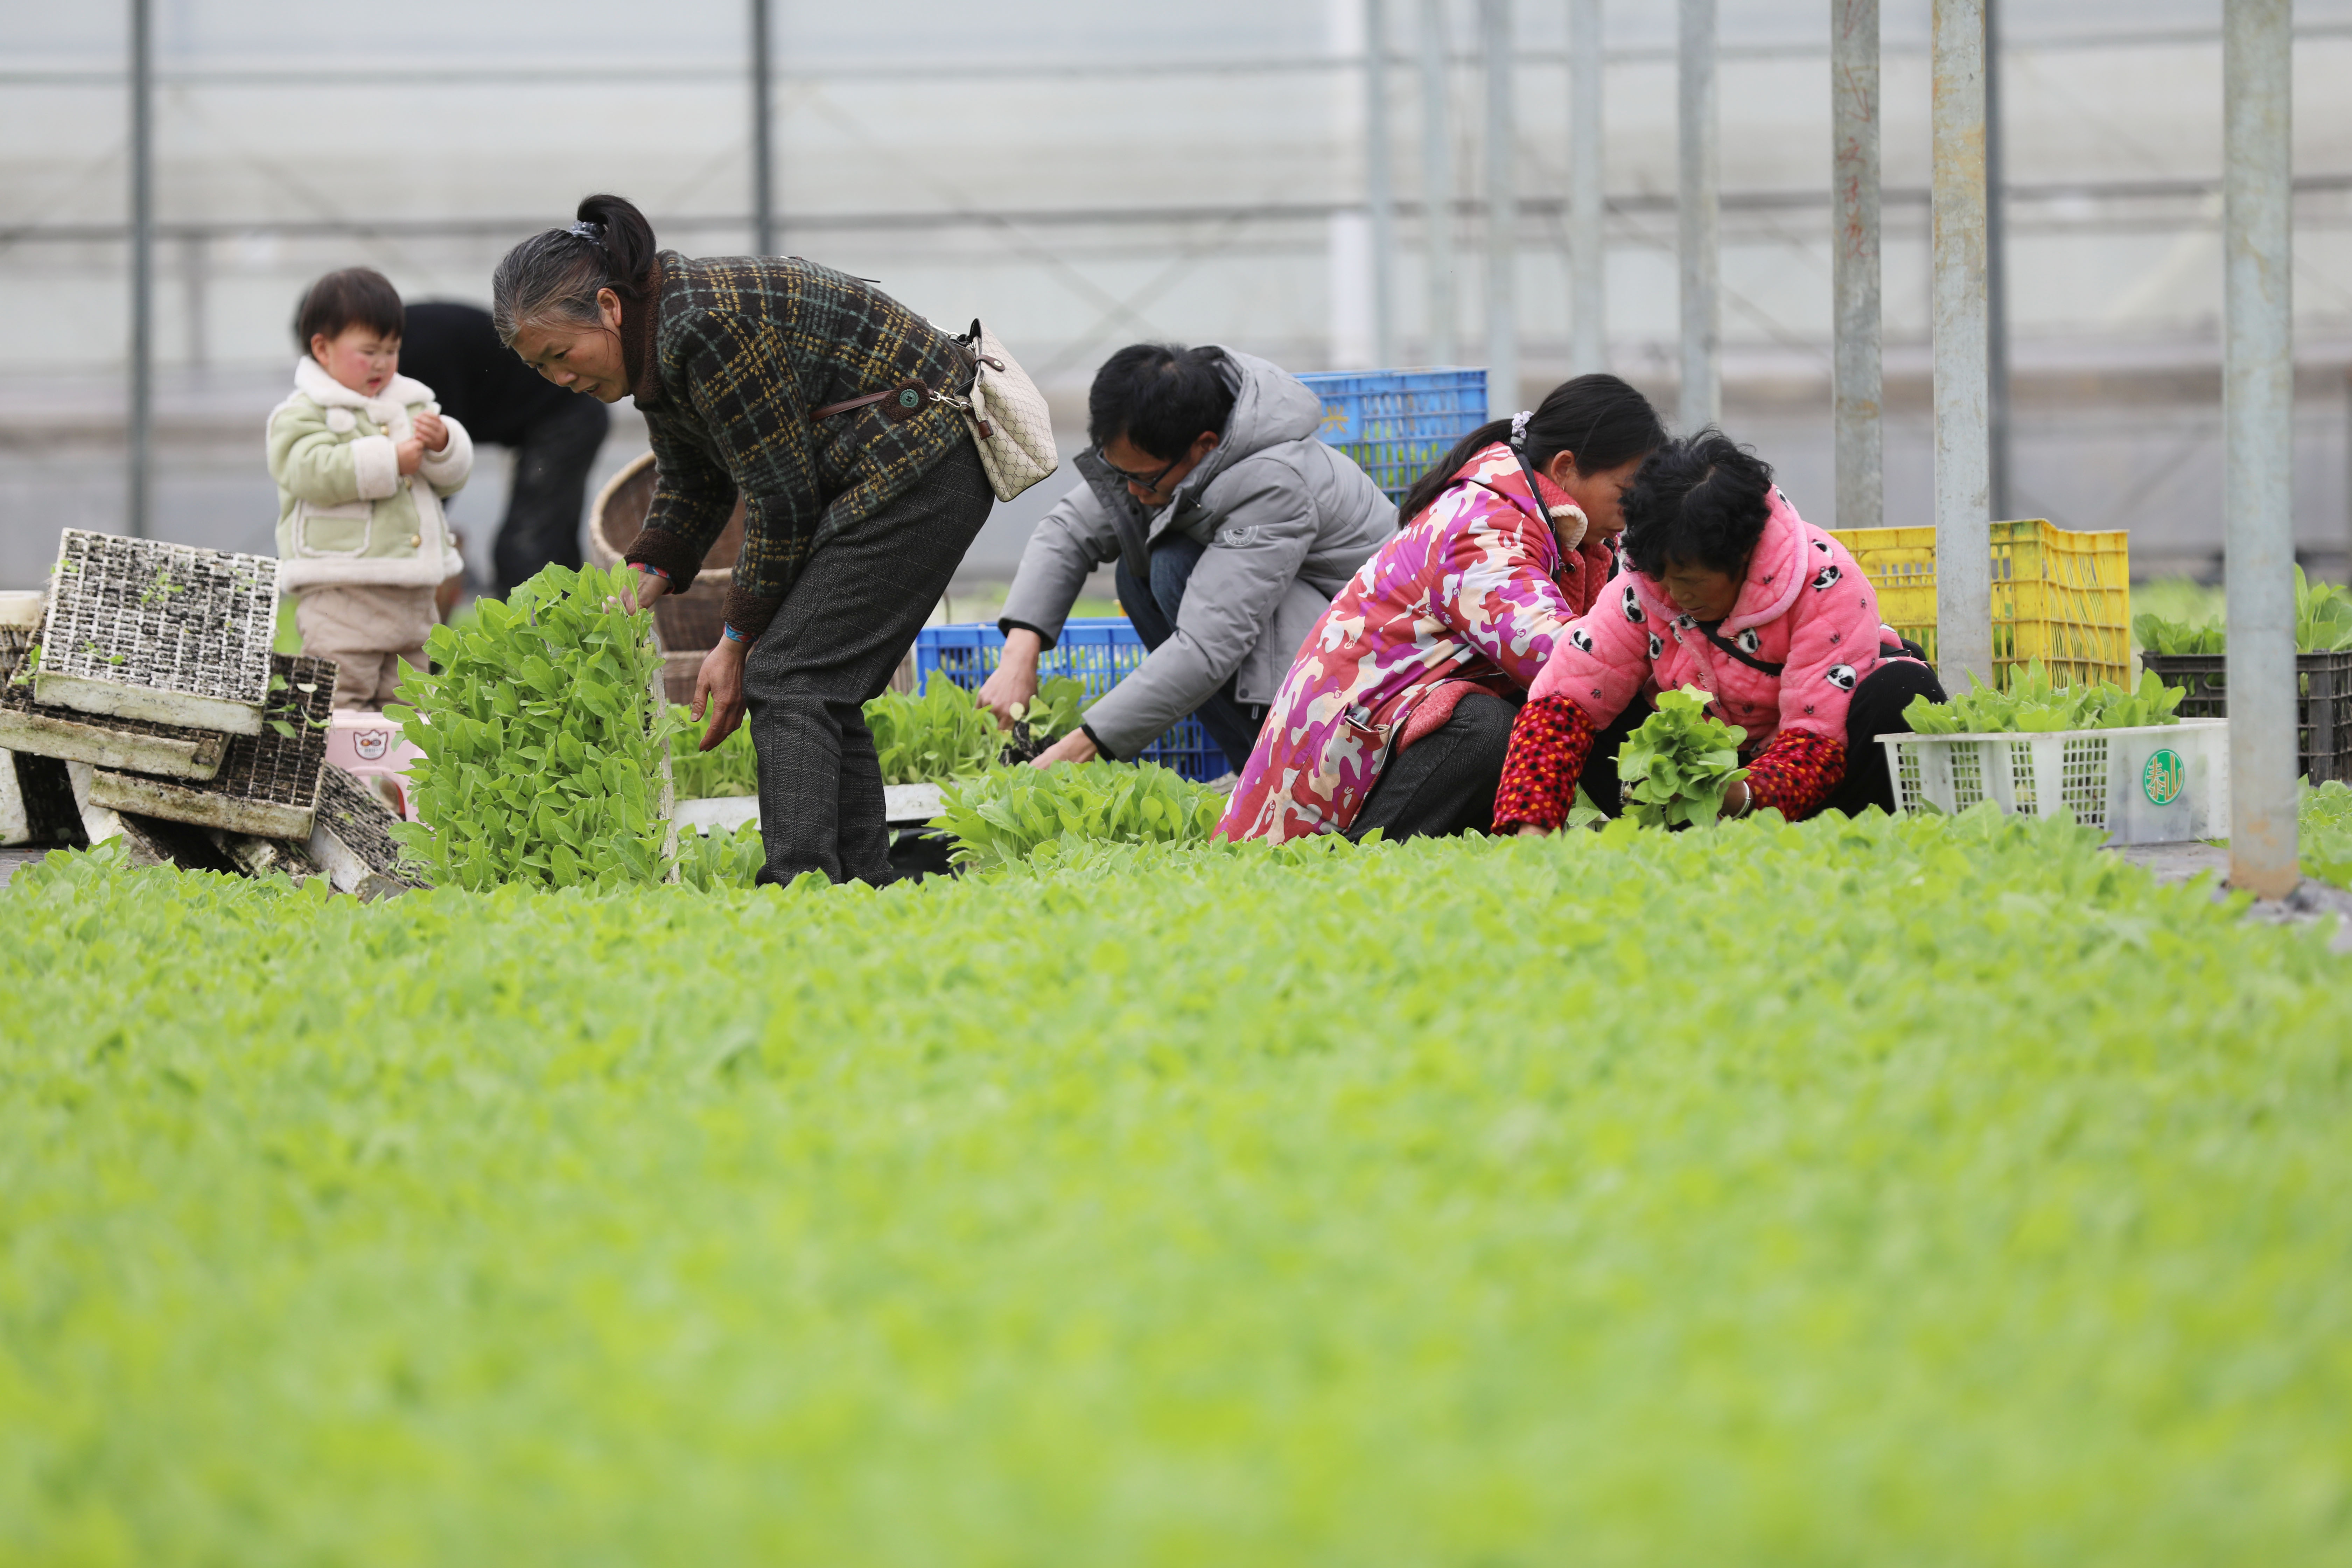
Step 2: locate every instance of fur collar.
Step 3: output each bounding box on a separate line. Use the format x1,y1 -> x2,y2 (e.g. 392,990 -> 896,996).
292,356 -> 436,413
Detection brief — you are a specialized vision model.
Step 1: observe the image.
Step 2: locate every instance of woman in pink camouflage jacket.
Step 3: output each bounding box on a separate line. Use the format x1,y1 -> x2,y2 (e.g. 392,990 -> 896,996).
1218,375 -> 1666,844
1492,430 -> 1946,833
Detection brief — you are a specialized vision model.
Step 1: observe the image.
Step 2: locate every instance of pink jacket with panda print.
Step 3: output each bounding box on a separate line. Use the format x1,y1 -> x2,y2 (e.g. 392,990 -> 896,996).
1527,486 -> 1883,749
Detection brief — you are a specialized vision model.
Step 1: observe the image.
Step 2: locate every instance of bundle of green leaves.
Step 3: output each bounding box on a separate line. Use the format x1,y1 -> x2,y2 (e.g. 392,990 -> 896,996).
1615,685 -> 1748,828
389,564 -> 672,891
675,820 -> 763,891
932,759 -> 1226,868
2135,567 -> 2352,657
997,673 -> 1091,763
1903,660 -> 2184,735
667,706 -> 759,799
2302,778 -> 2352,891
864,674 -> 1006,785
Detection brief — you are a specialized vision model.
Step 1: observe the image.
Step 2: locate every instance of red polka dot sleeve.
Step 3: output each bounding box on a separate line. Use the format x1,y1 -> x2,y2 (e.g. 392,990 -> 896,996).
1492,696 -> 1596,833
1741,730 -> 1846,821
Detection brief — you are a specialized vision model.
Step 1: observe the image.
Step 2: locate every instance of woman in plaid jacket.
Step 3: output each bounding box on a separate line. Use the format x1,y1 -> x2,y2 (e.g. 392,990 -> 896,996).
492,194 -> 994,887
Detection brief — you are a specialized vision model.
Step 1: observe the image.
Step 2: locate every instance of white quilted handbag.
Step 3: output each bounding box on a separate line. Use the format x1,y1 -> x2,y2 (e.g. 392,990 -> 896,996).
955,320 -> 1059,502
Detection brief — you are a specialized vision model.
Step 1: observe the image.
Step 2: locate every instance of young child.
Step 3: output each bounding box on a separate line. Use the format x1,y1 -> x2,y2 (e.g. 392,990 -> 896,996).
268,267 -> 471,709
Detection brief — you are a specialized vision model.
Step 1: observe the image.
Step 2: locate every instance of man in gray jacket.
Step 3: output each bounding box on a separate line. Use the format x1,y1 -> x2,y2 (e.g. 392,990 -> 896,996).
978,343 -> 1396,771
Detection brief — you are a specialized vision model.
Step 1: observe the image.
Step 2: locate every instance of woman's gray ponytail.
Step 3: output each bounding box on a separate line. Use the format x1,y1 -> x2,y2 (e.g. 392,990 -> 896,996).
491,193 -> 659,345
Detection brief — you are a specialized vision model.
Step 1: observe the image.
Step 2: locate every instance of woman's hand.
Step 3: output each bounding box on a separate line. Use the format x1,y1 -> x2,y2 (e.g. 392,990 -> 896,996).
1031,727 -> 1098,769
693,635 -> 749,751
616,567 -> 672,614
412,411 -> 450,453
976,629 -> 1043,729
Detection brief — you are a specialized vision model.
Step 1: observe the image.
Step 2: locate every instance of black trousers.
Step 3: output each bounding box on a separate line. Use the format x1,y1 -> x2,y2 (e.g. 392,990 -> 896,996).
492,398 -> 611,598
1580,654 -> 1947,820
743,440 -> 995,886
1816,656 -> 1946,817
1347,690 -> 1522,842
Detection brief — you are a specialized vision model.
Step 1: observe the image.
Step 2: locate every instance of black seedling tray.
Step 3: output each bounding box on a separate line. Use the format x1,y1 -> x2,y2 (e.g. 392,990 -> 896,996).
33,530 -> 277,735
0,635 -> 231,780
307,763 -> 425,898
86,655 -> 335,839
2143,650 -> 2352,785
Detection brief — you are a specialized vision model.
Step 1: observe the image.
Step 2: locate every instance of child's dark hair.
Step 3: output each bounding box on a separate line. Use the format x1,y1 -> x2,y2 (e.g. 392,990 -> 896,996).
1396,373 -> 1666,525
491,193 -> 662,345
1618,429 -> 1776,579
1087,344 -> 1237,460
293,267 -> 404,353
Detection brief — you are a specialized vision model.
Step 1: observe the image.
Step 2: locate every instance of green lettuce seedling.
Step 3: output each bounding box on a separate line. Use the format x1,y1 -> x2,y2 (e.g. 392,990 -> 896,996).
865,676 -> 1006,785
932,760 -> 1226,869
388,564 -> 672,891
1903,660 -> 2184,736
1616,685 -> 1749,829
668,707 -> 760,800
2135,567 -> 2352,657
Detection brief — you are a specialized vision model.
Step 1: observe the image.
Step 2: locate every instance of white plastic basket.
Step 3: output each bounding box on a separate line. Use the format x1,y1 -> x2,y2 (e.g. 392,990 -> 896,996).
1878,718 -> 2229,845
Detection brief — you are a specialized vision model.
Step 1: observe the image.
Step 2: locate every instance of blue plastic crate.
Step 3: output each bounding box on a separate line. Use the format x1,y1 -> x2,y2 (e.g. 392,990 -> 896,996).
911,618 -> 1231,782
1295,367 -> 1489,503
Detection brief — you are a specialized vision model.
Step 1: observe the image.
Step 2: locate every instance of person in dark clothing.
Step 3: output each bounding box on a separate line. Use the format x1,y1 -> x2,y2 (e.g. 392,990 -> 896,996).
491,194 -> 997,888
396,301 -> 611,597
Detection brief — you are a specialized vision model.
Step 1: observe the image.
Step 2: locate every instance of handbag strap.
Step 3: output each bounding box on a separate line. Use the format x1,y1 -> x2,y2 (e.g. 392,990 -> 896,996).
808,388 -> 902,422
1694,619 -> 1786,677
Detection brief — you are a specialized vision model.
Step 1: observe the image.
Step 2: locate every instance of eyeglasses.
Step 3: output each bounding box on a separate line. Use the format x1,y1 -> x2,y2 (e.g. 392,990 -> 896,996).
1094,446 -> 1184,494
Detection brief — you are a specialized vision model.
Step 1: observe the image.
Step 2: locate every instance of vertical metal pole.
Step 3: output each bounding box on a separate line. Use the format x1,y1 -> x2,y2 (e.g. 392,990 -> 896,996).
1482,0 -> 1517,418
1832,0 -> 1882,534
180,231 -> 207,371
750,0 -> 775,256
1931,0 -> 1990,687
1366,0 -> 1399,367
1676,0 -> 1719,433
1984,0 -> 2012,520
1419,0 -> 1458,363
128,0 -> 153,538
2224,0 -> 2297,897
1568,0 -> 1605,375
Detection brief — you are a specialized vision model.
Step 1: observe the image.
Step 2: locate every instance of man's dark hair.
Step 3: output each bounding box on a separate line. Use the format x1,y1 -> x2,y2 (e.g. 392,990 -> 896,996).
293,267 -> 405,352
1088,344 -> 1236,460
1618,429 -> 1776,579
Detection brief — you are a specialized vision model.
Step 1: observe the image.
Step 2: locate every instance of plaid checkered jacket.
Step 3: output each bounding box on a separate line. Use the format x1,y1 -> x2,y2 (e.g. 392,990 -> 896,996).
619,252 -> 972,637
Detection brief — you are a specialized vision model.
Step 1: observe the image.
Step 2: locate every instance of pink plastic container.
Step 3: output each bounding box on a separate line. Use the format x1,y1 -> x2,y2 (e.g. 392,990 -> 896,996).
326,712 -> 425,821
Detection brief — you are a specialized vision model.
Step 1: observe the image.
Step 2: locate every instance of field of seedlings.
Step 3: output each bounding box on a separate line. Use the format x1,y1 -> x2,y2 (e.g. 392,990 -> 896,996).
5,805 -> 2352,1565
5,564 -> 2351,1564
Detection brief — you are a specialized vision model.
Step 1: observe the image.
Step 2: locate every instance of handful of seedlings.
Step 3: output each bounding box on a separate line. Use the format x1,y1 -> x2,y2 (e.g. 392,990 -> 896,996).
1616,685 -> 1750,829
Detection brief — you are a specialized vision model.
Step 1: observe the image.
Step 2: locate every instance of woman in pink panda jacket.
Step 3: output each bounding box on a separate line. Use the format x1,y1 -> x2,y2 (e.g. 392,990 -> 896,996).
1492,429 -> 1946,832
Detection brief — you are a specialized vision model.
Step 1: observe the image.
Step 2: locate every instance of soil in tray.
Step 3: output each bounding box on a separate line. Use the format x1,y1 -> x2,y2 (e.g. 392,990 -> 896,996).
0,637 -> 232,779
34,530 -> 277,726
310,764 -> 426,891
88,655 -> 336,836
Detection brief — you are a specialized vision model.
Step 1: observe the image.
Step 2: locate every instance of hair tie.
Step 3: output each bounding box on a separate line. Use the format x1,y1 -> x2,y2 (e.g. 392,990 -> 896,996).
567,220 -> 604,241
1509,410 -> 1533,448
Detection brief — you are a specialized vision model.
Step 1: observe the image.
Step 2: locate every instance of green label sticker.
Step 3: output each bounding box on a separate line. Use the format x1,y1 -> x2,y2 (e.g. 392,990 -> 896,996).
2143,748 -> 2185,806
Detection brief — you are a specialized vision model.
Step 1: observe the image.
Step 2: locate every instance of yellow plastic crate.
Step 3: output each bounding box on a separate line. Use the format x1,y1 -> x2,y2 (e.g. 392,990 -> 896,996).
1828,519 -> 2132,689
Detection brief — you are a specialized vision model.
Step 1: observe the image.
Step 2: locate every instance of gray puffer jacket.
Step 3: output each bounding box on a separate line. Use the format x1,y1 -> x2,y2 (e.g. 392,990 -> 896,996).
997,349 -> 1396,759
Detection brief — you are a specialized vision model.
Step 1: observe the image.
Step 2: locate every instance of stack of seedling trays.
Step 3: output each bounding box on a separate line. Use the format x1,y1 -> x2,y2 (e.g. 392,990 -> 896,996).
0,531 -> 410,890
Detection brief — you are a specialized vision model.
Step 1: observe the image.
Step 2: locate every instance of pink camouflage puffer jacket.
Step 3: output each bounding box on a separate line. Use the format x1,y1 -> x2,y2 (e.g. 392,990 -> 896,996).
1218,442 -> 1618,843
1492,486 -> 1889,830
